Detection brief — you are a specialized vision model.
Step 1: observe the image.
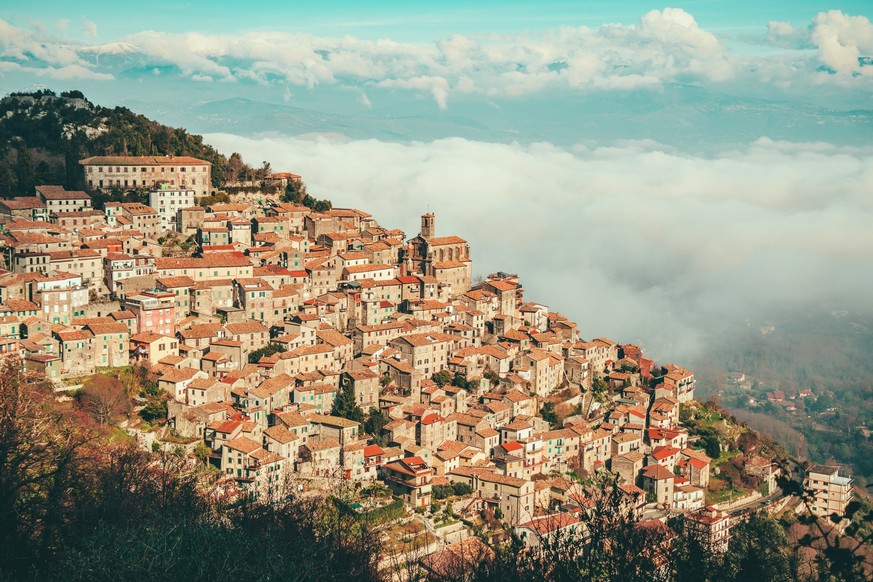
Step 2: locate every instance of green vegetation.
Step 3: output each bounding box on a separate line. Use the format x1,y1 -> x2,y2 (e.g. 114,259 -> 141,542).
135,367 -> 167,424
196,191 -> 231,206
0,354 -> 380,581
363,409 -> 389,445
540,401 -> 558,426
0,89 -> 260,197
1,354 -> 866,582
693,309 -> 873,488
431,370 -> 452,387
450,372 -> 476,391
281,178 -> 331,212
432,482 -> 473,499
432,370 -> 475,391
247,344 -> 286,363
359,498 -> 404,524
331,382 -> 364,423
705,479 -> 749,505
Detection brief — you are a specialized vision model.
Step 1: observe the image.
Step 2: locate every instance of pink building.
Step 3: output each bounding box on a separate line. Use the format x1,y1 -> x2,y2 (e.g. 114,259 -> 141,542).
124,290 -> 176,336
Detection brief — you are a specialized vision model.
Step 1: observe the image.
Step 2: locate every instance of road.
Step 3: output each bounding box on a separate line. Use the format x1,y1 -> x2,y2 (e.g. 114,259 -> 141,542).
728,488 -> 784,517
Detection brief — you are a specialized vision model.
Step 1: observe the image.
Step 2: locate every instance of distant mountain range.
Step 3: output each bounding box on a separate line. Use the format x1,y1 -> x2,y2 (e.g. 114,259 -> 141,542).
126,84 -> 873,148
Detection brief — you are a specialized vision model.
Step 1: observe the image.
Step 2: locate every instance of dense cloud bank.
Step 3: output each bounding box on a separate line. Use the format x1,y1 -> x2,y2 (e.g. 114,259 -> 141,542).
206,133 -> 873,361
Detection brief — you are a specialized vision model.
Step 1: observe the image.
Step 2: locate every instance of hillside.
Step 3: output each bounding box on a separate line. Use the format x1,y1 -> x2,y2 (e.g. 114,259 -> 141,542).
0,89 -> 263,197
691,309 -> 873,490
0,88 -> 869,582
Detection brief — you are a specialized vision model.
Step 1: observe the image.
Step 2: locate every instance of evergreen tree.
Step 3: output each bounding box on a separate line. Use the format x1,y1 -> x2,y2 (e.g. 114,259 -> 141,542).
0,164 -> 16,197
331,382 -> 364,423
14,147 -> 34,194
363,409 -> 389,443
540,401 -> 558,426
722,511 -> 791,582
432,370 -> 452,388
282,179 -> 306,204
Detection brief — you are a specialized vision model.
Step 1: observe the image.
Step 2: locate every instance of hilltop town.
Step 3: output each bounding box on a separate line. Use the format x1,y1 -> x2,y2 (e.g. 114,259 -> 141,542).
0,154 -> 858,576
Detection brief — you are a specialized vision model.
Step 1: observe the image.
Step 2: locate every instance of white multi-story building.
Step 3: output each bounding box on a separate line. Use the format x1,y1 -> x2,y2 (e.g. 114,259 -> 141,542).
805,465 -> 853,518
80,155 -> 211,199
34,273 -> 89,324
685,506 -> 732,553
149,187 -> 195,232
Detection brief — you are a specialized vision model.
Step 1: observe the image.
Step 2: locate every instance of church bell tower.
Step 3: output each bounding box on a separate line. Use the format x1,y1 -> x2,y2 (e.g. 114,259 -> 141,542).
421,212 -> 435,240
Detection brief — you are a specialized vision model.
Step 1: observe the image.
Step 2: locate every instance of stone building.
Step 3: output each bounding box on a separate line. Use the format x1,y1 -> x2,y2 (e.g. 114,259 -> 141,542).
117,203 -> 160,239
402,213 -> 472,295
35,185 -> 92,214
0,197 -> 47,221
80,155 -> 211,199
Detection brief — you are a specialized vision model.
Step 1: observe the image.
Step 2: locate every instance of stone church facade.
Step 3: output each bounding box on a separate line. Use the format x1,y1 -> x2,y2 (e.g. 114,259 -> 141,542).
402,213 -> 473,295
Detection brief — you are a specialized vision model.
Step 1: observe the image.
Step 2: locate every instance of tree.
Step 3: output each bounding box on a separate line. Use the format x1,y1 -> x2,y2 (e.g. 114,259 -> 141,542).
282,178 -> 307,204
722,511 -> 791,581
540,402 -> 558,426
433,484 -> 454,499
432,370 -> 452,388
703,433 -> 721,460
140,395 -> 168,423
14,146 -> 35,194
248,344 -> 286,363
78,375 -> 130,425
332,383 -> 364,423
0,355 -> 97,576
364,409 -> 389,443
737,431 -> 761,455
193,442 -> 212,466
469,478 -> 679,581
53,449 -> 383,581
451,373 -> 473,390
0,163 -> 16,196
452,482 -> 473,496
670,515 -> 725,582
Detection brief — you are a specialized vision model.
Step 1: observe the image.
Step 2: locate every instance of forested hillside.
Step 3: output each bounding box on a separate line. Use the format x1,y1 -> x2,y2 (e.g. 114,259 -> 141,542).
0,89 -> 264,197
692,309 -> 873,489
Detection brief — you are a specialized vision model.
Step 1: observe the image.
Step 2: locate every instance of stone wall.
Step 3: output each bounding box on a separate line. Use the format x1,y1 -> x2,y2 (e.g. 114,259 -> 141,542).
82,300 -> 121,318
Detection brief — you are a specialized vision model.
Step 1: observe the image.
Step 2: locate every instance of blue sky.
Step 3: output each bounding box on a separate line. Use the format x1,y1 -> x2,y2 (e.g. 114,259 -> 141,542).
2,2 -> 872,357
5,1 -> 872,39
2,1 -> 872,123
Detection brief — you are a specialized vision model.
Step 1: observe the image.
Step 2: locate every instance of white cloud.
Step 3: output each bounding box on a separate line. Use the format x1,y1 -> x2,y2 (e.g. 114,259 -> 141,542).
83,20 -> 97,38
1,10 -> 870,107
203,132 -> 873,360
811,10 -> 873,76
33,63 -> 113,80
766,20 -> 813,50
378,75 -> 450,109
358,91 -> 372,108
640,8 -> 721,57
0,17 -> 111,80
